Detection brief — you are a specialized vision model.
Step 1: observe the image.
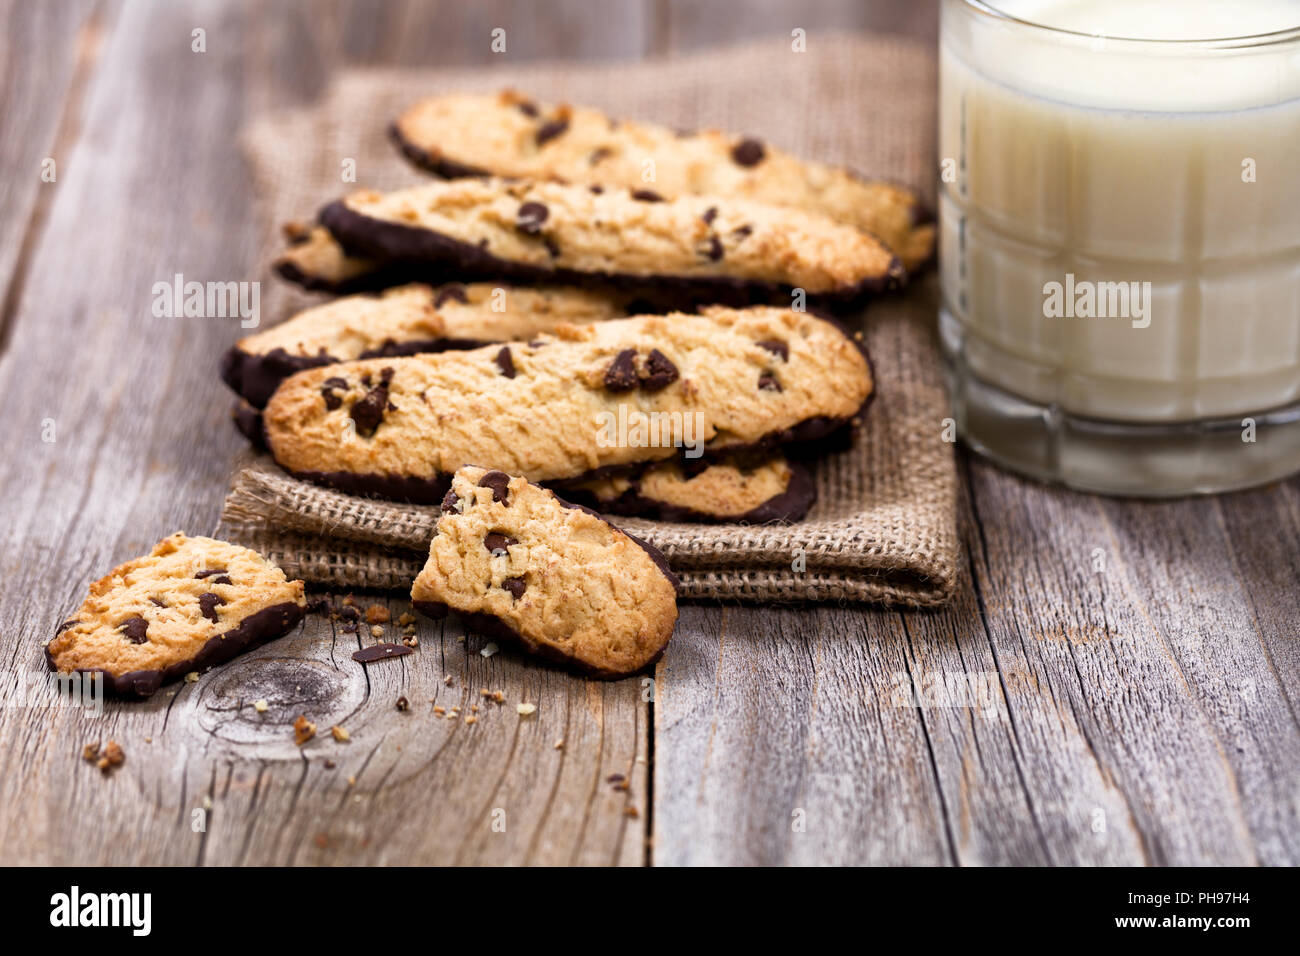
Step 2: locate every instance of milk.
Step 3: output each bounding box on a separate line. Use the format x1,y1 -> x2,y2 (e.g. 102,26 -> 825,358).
939,0 -> 1300,423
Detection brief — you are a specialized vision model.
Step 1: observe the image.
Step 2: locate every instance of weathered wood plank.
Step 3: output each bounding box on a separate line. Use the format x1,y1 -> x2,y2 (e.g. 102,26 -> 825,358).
0,0 -> 647,866
661,0 -> 937,53
0,0 -> 105,347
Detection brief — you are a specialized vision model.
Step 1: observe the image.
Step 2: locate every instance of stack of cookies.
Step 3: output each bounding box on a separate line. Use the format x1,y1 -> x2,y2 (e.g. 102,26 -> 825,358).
47,93 -> 933,694
225,90 -> 933,526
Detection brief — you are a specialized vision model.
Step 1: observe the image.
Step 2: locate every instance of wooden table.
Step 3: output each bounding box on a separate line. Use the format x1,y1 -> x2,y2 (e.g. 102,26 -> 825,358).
2,0 -> 1296,866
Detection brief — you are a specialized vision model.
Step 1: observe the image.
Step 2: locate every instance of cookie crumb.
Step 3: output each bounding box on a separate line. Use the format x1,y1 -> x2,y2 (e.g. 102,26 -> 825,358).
517,703 -> 537,716
184,671 -> 199,683
433,705 -> 446,716
346,775 -> 357,786
481,642 -> 499,658
82,742 -> 100,762
464,715 -> 478,725
331,725 -> 350,742
395,696 -> 410,712
365,605 -> 391,624
398,612 -> 415,626
403,634 -> 419,648
624,805 -> 640,819
202,795 -> 213,810
342,594 -> 357,607
97,740 -> 125,774
370,624 -> 384,638
323,759 -> 337,769
253,699 -> 269,713
293,714 -> 317,746
553,739 -> 565,750
491,690 -> 505,703
444,675 -> 454,686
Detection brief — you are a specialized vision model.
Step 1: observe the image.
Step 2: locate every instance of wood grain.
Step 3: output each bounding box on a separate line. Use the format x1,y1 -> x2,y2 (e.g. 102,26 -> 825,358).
0,0 -> 647,866
1,0 -> 1296,867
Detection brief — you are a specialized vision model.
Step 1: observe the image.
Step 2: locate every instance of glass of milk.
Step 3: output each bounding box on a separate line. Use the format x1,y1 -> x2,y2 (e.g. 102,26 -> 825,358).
939,0 -> 1300,495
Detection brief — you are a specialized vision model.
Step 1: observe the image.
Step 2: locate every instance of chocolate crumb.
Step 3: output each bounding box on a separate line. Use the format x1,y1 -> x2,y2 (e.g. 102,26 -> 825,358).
198,592 -> 225,623
118,616 -> 148,644
604,348 -> 639,392
536,117 -> 570,146
351,643 -> 414,663
502,576 -> 527,599
641,349 -> 679,391
395,696 -> 409,712
478,470 -> 512,504
495,345 -> 516,378
631,189 -> 664,202
731,138 -> 766,166
516,201 -> 549,235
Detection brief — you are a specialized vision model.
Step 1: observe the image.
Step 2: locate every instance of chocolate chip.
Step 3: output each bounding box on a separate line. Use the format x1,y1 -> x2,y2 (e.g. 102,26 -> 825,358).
149,597 -> 167,608
484,532 -> 519,555
757,339 -> 789,361
502,576 -> 527,599
604,348 -> 638,392
702,236 -> 723,261
631,189 -> 664,202
440,489 -> 460,514
731,138 -> 766,166
433,284 -> 468,307
495,346 -> 516,378
56,619 -> 80,635
195,568 -> 227,579
702,206 -> 718,225
758,372 -> 783,392
543,235 -> 561,258
517,201 -> 549,235
589,184 -> 604,194
198,592 -> 226,623
536,117 -> 570,146
351,643 -> 413,663
641,349 -> 679,391
516,100 -> 539,118
338,605 -> 361,623
119,616 -> 148,644
478,470 -> 512,504
320,376 -> 348,411
350,369 -> 394,437
732,224 -> 754,239
588,147 -> 613,165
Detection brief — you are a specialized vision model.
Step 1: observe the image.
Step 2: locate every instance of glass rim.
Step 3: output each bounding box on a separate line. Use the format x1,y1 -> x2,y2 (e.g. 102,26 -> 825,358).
958,0 -> 1300,49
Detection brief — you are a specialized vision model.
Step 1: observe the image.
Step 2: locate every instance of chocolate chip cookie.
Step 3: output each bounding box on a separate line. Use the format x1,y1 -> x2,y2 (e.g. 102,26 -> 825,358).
411,466 -> 678,678
45,533 -> 307,697
318,178 -> 904,302
390,90 -> 934,271
222,282 -> 629,407
563,453 -> 816,523
261,306 -> 873,503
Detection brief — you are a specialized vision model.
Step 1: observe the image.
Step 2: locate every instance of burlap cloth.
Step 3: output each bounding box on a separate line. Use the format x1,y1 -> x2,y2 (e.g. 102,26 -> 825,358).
220,34 -> 959,606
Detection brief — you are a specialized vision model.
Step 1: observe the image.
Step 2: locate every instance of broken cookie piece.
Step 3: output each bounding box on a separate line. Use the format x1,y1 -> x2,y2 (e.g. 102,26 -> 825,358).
411,467 -> 679,679
45,533 -> 307,697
